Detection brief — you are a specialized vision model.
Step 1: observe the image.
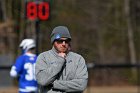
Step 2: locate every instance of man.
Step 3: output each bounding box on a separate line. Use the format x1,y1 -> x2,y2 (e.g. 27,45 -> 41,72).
10,39 -> 38,93
35,26 -> 88,93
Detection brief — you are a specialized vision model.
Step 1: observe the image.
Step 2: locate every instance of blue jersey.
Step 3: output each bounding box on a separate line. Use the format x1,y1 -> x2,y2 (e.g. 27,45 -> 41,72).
11,53 -> 38,92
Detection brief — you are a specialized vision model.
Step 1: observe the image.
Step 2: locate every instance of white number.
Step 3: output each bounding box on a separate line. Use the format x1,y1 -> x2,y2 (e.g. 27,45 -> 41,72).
24,63 -> 36,81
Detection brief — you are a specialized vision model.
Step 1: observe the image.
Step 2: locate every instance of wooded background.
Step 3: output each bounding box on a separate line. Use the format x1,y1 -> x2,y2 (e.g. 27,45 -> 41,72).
0,0 -> 140,86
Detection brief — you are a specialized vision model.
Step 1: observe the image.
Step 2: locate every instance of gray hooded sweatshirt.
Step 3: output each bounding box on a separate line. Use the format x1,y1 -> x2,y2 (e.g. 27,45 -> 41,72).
35,47 -> 88,93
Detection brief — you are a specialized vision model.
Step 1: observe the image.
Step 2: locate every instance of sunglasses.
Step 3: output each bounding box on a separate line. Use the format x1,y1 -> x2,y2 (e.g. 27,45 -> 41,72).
55,39 -> 71,44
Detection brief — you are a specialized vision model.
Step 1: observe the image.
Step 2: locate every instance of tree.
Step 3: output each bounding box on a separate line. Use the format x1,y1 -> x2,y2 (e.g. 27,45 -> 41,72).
124,0 -> 137,78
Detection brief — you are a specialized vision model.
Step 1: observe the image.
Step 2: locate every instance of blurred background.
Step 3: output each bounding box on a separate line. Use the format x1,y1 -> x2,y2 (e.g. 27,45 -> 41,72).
0,0 -> 140,93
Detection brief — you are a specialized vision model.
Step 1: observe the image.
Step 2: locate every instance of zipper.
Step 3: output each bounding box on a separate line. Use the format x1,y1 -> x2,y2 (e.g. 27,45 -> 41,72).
65,62 -> 66,76
64,58 -> 66,76
62,58 -> 66,79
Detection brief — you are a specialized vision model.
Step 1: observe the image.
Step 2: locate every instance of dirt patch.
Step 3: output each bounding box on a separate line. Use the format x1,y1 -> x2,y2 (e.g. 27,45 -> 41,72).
0,86 -> 138,93
84,86 -> 138,93
0,87 -> 18,93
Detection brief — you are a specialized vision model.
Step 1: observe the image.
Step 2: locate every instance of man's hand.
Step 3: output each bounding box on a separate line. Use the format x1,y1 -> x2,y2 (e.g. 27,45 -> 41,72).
58,53 -> 66,58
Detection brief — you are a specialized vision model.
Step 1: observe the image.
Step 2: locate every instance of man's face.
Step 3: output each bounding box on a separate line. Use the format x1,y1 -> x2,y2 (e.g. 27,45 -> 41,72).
54,38 -> 71,53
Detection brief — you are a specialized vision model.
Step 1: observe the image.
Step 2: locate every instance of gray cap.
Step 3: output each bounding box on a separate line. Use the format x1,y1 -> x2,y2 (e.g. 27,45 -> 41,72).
50,26 -> 71,43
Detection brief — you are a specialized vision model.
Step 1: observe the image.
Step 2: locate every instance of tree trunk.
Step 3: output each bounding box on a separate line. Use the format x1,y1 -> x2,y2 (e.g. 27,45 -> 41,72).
124,0 -> 137,78
0,0 -> 7,21
19,0 -> 26,40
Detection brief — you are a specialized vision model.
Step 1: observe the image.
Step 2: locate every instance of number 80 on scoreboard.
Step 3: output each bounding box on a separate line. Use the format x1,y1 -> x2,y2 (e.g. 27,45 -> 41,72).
26,2 -> 50,21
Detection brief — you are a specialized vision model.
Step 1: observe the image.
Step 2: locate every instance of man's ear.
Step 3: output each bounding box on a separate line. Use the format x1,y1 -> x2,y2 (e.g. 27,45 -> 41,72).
68,43 -> 71,51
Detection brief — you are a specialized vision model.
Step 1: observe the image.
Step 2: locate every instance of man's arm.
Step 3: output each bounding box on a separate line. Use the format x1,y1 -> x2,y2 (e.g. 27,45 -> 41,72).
35,52 -> 65,86
52,56 -> 88,92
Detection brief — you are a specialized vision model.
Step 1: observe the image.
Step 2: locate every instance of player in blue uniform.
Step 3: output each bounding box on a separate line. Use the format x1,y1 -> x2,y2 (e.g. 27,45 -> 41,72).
10,39 -> 38,93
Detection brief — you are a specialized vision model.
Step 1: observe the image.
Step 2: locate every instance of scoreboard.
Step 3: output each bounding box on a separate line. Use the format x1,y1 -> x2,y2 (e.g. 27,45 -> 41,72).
26,2 -> 49,21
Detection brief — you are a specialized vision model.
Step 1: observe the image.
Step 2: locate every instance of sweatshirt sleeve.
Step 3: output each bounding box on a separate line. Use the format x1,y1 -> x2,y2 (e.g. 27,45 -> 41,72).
53,56 -> 88,92
35,52 -> 65,86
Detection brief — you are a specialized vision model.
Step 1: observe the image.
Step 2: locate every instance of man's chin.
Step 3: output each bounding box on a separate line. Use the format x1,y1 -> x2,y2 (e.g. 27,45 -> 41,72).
61,50 -> 67,53
60,49 -> 67,53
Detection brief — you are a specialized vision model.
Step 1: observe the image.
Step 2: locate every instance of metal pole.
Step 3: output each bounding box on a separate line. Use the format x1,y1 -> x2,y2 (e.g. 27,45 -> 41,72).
35,20 -> 39,55
35,0 -> 40,55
